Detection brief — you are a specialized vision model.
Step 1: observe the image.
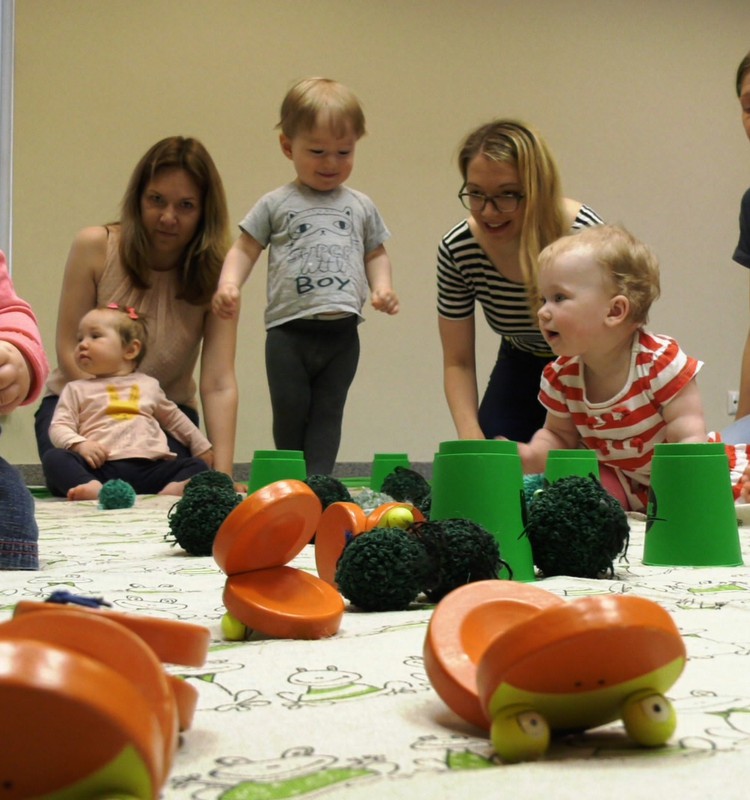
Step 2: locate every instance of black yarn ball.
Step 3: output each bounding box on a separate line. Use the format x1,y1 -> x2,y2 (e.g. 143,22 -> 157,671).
335,527 -> 431,611
185,470 -> 236,495
414,519 -> 506,602
524,475 -> 629,578
380,467 -> 431,512
305,474 -> 352,509
167,484 -> 242,556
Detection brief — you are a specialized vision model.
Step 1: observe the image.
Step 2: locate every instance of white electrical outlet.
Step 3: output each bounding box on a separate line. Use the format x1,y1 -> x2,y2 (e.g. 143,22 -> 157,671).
728,390 -> 740,415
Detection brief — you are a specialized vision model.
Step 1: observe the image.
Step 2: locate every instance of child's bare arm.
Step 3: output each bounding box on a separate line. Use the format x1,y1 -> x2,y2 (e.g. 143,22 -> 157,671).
212,232 -> 265,320
516,412 -> 580,474
663,378 -> 707,443
365,245 -> 399,314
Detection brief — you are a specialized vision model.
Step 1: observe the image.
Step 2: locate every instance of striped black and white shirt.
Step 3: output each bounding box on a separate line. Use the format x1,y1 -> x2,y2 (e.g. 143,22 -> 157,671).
436,205 -> 603,355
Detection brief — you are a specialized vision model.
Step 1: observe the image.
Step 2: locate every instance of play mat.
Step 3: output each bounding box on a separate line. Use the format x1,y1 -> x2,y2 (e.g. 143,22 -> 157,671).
3,494 -> 750,800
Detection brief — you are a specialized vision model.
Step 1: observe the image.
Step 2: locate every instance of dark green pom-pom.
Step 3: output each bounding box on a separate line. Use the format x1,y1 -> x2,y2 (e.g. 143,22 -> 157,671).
185,470 -> 236,495
335,528 -> 431,611
167,484 -> 242,556
524,475 -> 629,578
414,519 -> 505,602
380,467 -> 432,512
305,474 -> 352,509
98,479 -> 136,509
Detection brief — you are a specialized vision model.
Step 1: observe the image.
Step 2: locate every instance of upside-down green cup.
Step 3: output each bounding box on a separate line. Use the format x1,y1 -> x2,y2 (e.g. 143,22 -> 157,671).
544,449 -> 601,483
248,449 -> 307,494
643,442 -> 742,567
429,440 -> 535,582
370,453 -> 411,491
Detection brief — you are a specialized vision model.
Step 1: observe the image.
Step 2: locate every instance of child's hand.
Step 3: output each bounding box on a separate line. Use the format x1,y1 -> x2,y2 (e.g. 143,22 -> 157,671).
211,284 -> 241,320
371,289 -> 399,315
0,342 -> 31,414
72,440 -> 109,469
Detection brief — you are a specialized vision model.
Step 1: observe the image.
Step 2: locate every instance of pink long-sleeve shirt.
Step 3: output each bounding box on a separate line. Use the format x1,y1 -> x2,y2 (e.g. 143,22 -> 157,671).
50,373 -> 211,461
0,251 -> 49,404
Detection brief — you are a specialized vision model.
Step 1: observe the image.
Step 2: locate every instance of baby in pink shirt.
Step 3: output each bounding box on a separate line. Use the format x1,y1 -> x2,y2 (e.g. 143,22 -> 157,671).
43,304 -> 211,500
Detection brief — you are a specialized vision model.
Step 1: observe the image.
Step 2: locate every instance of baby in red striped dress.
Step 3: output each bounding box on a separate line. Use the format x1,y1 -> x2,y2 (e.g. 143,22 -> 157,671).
515,224 -> 706,511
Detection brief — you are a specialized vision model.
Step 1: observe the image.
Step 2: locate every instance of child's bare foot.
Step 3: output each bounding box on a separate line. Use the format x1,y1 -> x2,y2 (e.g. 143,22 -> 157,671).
159,480 -> 189,497
67,480 -> 103,501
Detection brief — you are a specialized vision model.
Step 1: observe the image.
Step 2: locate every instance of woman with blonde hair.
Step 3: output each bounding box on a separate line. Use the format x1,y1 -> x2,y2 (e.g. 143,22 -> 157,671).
35,136 -> 238,478
437,119 -> 602,442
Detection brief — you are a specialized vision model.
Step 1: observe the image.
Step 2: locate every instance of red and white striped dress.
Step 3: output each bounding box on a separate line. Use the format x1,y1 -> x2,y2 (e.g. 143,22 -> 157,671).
539,330 -> 702,511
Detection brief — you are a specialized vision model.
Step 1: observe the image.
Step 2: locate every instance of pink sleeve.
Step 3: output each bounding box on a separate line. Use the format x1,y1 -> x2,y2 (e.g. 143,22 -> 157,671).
0,251 -> 50,404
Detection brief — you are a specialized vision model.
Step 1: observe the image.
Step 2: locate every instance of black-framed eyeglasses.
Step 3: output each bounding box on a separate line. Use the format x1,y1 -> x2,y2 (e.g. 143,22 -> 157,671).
458,187 -> 525,214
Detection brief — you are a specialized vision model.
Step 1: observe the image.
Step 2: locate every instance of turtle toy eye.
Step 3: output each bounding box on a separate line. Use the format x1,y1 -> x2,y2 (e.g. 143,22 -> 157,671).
621,691 -> 676,747
490,707 -> 550,762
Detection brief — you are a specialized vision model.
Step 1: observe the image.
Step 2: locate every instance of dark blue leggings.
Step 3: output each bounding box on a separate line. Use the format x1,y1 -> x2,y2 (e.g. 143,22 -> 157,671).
478,338 -> 554,443
265,316 -> 359,476
41,450 -> 208,497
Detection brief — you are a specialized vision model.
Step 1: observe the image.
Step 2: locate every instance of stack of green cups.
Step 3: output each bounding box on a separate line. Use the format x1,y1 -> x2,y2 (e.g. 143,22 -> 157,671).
370,453 -> 411,491
544,449 -> 600,483
643,442 -> 742,567
248,449 -> 307,494
429,440 -> 535,582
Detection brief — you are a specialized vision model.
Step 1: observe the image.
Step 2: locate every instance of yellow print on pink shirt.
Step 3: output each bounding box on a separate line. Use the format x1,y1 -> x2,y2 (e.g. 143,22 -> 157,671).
105,383 -> 140,421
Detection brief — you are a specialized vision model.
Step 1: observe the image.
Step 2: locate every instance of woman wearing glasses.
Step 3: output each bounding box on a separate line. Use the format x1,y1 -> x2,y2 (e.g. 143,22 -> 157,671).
437,119 -> 602,442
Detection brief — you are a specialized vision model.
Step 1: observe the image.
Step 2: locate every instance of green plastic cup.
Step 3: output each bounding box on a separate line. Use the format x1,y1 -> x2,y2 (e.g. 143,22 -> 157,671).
248,449 -> 307,493
544,449 -> 601,483
437,440 -> 519,456
643,442 -> 742,567
430,441 -> 535,582
370,453 -> 411,491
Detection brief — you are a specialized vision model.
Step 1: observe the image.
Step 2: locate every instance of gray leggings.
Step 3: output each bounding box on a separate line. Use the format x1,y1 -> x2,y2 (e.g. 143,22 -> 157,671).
265,316 -> 359,475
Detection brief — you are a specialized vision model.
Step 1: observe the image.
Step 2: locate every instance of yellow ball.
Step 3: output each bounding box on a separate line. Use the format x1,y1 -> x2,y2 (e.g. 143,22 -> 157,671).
381,506 -> 415,529
221,612 -> 247,641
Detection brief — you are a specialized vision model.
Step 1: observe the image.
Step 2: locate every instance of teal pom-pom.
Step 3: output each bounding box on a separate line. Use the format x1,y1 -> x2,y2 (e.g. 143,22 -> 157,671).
98,479 -> 136,510
305,474 -> 352,509
523,473 -> 546,508
335,528 -> 431,611
414,518 -> 506,602
524,475 -> 629,578
167,484 -> 242,556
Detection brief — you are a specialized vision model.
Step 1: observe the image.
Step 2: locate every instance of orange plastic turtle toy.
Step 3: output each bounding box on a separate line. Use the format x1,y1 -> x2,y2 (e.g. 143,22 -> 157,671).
0,596 -> 210,799
424,581 -> 686,762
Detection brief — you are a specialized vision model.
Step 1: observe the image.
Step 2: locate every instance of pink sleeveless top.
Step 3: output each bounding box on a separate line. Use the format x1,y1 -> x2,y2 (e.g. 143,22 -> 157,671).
46,227 -> 208,409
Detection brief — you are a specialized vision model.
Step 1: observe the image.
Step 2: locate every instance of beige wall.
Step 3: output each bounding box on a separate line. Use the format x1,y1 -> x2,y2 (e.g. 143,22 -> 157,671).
6,0 -> 750,466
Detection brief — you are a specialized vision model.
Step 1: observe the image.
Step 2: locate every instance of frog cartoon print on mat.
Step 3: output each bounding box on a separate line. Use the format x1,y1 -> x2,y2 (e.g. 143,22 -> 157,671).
171,748 -> 397,799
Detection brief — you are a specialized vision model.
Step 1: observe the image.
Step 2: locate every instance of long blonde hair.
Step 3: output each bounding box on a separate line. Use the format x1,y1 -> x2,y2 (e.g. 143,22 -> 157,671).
458,120 -> 566,301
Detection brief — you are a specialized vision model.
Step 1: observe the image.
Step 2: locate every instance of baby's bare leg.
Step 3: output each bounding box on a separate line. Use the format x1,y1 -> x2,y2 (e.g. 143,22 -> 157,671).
67,480 -> 103,501
159,480 -> 189,497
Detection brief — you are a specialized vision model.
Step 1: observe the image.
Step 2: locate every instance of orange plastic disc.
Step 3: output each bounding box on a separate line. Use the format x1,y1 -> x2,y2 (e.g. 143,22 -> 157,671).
13,600 -> 210,667
1,608 -> 178,783
365,502 -> 426,531
476,594 -> 686,725
423,581 -> 565,730
223,566 -> 344,640
213,480 -> 321,576
167,674 -> 199,731
0,639 -> 163,799
314,501 -> 368,587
